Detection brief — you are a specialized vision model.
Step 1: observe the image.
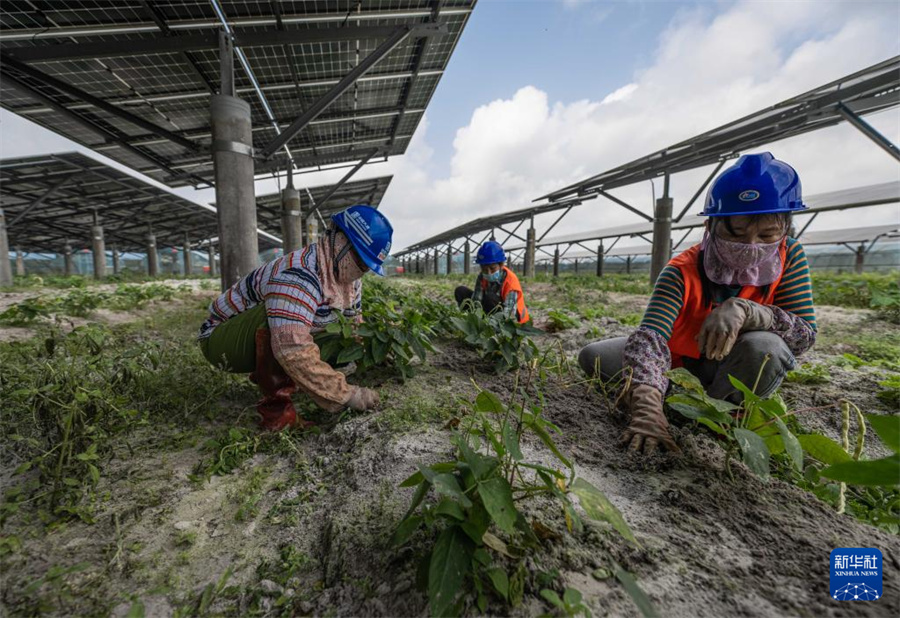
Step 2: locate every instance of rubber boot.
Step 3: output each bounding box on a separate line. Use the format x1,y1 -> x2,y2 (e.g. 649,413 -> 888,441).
248,328 -> 309,431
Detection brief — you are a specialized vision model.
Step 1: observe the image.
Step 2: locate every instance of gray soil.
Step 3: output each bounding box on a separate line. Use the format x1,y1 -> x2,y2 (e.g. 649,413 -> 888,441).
1,283 -> 898,617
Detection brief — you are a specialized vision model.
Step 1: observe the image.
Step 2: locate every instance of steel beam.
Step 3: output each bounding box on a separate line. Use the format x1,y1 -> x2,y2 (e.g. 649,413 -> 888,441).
598,190 -> 654,222
837,102 -> 900,162
312,150 -> 379,211
537,206 -> 573,242
674,159 -> 726,223
8,174 -> 75,227
262,24 -> 443,158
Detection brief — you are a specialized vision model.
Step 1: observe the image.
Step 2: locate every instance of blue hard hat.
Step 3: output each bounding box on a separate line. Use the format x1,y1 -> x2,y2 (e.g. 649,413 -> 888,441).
331,205 -> 393,276
701,152 -> 807,217
476,240 -> 506,265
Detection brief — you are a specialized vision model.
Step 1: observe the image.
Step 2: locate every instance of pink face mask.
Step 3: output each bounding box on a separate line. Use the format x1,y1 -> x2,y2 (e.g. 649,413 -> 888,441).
701,230 -> 783,287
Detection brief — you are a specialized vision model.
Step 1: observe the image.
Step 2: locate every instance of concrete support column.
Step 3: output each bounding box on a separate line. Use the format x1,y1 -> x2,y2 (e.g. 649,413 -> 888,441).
307,217 -> 320,246
446,244 -> 453,275
626,256 -> 632,274
463,241 -> 471,275
553,247 -> 560,278
111,244 -> 120,275
0,208 -> 11,286
63,242 -> 74,276
207,243 -> 217,277
650,184 -> 674,284
596,243 -> 604,277
91,225 -> 106,279
146,233 -> 158,277
182,232 -> 193,276
433,248 -> 439,275
15,246 -> 25,277
574,258 -> 579,275
524,227 -> 536,278
281,187 -> 303,253
855,244 -> 865,274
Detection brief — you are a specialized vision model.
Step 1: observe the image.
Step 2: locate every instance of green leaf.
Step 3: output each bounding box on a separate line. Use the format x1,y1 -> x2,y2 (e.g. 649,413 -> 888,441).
429,527 -> 472,618
540,589 -> 564,609
502,422 -> 523,461
696,417 -> 728,436
475,391 -> 505,414
478,477 -> 517,534
435,498 -> 466,521
391,516 -> 423,547
402,480 -> 431,520
771,416 -> 802,472
821,454 -> 900,487
797,434 -> 852,465
570,478 -> 636,544
485,567 -> 509,601
400,471 -> 425,487
455,436 -> 495,481
336,345 -> 364,365
372,338 -> 390,364
614,566 -> 658,618
866,414 -> 900,454
666,367 -> 705,395
527,416 -> 573,470
666,394 -> 733,425
733,428 -> 770,480
728,374 -> 761,403
431,473 -> 473,509
563,587 -> 583,606
125,600 -> 145,618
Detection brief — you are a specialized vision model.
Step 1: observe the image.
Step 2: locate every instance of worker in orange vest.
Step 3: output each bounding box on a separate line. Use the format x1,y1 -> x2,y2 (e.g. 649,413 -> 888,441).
578,153 -> 817,455
454,240 -> 530,323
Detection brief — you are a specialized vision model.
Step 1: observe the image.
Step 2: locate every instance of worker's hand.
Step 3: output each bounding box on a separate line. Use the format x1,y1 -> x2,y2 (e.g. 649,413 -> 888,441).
346,386 -> 380,411
620,384 -> 680,455
696,298 -> 774,361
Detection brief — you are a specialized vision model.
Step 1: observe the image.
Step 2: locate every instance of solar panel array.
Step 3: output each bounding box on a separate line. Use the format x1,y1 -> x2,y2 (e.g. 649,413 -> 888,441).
252,174 -> 392,235
0,1 -> 475,187
0,151 -> 278,253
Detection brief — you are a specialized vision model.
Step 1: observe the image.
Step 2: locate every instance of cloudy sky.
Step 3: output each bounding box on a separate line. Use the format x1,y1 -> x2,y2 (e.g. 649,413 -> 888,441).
2,0 -> 899,252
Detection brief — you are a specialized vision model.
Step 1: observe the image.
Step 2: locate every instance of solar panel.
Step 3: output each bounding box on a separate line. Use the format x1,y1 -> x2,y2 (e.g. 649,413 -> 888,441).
0,151 -> 279,253
250,174 -> 392,236
0,1 -> 475,188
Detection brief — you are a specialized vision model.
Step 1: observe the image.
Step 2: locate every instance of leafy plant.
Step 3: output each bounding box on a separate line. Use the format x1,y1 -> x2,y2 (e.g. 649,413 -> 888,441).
545,310 -> 579,333
451,305 -> 543,374
785,363 -> 831,385
876,375 -> 900,408
0,297 -> 53,325
392,386 -> 650,617
541,587 -> 592,617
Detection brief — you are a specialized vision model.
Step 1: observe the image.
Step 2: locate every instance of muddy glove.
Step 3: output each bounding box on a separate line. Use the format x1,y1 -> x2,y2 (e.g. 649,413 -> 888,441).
346,386 -> 380,411
696,297 -> 774,361
620,384 -> 680,455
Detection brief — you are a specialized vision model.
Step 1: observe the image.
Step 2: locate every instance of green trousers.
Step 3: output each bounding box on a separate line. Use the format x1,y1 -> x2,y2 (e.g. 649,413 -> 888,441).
199,303 -> 268,373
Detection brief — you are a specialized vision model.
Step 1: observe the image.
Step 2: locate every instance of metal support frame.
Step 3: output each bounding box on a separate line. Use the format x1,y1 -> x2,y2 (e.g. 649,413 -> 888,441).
498,220 -> 526,245
796,212 -> 819,238
650,174 -> 673,284
314,149 -> 379,211
111,243 -> 120,275
8,173 -> 75,227
673,228 -> 693,251
837,102 -> 900,162
537,206 -> 574,242
674,159 -> 726,222
598,190 -> 654,222
446,243 -> 453,275
91,215 -> 106,279
262,24 -> 443,158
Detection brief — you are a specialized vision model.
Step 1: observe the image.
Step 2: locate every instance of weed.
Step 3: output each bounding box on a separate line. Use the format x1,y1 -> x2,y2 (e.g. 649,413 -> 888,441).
785,363 -> 831,385
876,375 -> 900,408
451,304 -> 543,373
545,310 -> 580,333
541,587 -> 592,617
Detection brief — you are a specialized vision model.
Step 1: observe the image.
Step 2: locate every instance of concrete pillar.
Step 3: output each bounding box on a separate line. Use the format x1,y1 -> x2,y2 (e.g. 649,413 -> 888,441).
433,248 -> 439,275
281,186 -> 303,252
146,233 -> 158,277
626,256 -> 632,274
596,243 -> 604,277
91,225 -> 106,279
0,208 -> 11,286
553,247 -> 560,278
524,227 -> 536,278
208,243 -> 217,277
15,246 -> 25,277
463,241 -> 471,275
111,244 -> 120,275
855,244 -> 865,274
446,244 -> 453,275
415,254 -> 421,274
650,182 -> 674,284
63,242 -> 74,276
182,232 -> 192,276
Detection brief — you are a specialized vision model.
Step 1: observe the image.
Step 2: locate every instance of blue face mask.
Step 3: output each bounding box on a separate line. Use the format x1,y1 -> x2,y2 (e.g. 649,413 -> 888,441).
486,270 -> 502,283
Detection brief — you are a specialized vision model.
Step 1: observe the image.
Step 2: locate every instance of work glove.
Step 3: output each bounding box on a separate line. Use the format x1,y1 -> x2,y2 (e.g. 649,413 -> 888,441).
620,384 -> 680,455
346,386 -> 380,411
696,297 -> 774,361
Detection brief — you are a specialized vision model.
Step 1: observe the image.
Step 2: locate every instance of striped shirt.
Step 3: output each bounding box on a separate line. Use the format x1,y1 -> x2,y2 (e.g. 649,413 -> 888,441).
198,244 -> 361,340
641,237 -> 816,340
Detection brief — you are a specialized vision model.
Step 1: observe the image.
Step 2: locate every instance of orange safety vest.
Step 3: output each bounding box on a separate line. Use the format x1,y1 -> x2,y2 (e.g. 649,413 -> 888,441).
667,241 -> 787,362
479,266 -> 530,323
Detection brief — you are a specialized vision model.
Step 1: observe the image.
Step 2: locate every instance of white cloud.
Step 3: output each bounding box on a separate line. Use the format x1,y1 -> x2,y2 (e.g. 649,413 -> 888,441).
377,0 -> 900,250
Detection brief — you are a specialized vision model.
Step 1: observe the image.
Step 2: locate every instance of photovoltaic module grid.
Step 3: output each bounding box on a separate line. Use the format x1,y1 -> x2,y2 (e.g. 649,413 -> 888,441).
252,174 -> 392,235
0,1 -> 475,188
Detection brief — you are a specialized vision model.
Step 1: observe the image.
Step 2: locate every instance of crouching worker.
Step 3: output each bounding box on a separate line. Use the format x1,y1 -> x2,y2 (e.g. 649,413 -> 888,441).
454,240 -> 530,323
578,153 -> 817,454
198,205 -> 393,431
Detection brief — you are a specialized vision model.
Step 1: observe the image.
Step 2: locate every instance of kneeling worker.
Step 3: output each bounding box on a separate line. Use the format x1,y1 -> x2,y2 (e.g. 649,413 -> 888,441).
454,240 -> 530,323
198,205 -> 392,431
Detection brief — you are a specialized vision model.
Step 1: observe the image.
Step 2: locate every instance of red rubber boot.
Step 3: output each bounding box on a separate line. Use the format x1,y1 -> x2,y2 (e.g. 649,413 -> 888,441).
248,328 -> 310,431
